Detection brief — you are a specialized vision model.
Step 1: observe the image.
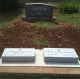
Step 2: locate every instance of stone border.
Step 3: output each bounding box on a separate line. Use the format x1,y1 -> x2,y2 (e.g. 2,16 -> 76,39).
0,49 -> 80,67
0,67 -> 80,76
0,49 -> 80,76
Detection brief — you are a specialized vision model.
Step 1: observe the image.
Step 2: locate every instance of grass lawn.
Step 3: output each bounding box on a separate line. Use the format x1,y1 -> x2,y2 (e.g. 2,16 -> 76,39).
19,0 -> 80,2
54,13 -> 80,25
0,8 -> 80,28
0,9 -> 25,28
0,75 -> 79,79
0,3 -> 80,28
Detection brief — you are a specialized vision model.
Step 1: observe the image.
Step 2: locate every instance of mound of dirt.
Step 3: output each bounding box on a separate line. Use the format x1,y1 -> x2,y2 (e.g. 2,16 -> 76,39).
0,20 -> 80,59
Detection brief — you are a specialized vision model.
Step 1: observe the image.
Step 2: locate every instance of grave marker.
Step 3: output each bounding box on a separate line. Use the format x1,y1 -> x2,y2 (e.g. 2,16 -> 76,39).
2,48 -> 35,62
22,3 -> 56,20
44,48 -> 79,63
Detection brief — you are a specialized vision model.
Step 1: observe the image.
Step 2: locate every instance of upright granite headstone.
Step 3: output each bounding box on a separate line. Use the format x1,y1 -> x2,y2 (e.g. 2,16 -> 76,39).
44,48 -> 79,63
22,3 -> 56,20
2,48 -> 35,62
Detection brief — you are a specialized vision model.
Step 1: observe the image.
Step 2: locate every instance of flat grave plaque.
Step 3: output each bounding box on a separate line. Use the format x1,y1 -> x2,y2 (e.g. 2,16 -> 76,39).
2,48 -> 35,62
44,48 -> 79,63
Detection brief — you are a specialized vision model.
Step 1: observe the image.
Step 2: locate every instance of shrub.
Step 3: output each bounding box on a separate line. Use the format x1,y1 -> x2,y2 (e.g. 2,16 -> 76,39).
0,0 -> 18,12
59,1 -> 79,13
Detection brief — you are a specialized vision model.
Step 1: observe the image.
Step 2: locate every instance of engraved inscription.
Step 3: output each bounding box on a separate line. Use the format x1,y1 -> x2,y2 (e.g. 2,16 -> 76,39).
3,49 -> 34,56
37,12 -> 42,16
45,49 -> 76,57
33,7 -> 46,10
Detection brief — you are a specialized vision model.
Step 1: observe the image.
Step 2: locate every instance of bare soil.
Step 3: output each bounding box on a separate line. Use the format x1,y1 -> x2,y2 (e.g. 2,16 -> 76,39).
0,20 -> 80,60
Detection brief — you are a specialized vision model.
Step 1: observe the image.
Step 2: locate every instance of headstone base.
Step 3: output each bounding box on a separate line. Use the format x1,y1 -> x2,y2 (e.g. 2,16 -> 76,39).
22,15 -> 56,21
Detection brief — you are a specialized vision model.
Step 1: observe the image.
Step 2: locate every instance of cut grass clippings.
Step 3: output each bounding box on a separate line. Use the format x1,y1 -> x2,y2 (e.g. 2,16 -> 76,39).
27,31 -> 38,36
29,34 -> 48,47
61,39 -> 71,43
31,20 -> 60,30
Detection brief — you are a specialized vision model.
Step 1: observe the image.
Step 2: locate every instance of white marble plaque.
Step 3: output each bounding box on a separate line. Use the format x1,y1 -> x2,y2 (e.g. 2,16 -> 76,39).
44,48 -> 79,63
2,48 -> 35,62
0,49 -> 80,67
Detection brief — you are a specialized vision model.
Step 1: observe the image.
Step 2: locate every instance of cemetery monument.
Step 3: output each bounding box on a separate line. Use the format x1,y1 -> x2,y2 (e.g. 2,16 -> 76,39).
22,3 -> 56,20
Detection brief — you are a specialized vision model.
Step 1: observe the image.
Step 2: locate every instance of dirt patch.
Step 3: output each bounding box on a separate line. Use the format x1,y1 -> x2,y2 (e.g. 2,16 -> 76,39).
0,20 -> 80,60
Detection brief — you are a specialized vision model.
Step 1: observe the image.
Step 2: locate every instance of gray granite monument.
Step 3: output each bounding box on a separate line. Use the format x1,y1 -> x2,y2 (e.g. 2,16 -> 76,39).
2,48 -> 35,62
44,48 -> 79,63
22,3 -> 56,20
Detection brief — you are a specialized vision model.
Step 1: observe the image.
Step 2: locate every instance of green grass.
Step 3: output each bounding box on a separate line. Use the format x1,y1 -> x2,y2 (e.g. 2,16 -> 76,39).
54,13 -> 80,25
27,31 -> 38,36
0,75 -> 79,79
19,0 -> 80,2
61,39 -> 71,43
35,35 -> 48,47
32,20 -> 60,30
0,8 -> 25,28
30,35 -> 48,47
61,38 -> 75,44
28,34 -> 48,48
0,2 -> 80,29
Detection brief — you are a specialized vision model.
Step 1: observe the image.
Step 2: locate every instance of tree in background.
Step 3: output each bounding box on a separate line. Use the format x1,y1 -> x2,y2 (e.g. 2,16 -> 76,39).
0,0 -> 18,12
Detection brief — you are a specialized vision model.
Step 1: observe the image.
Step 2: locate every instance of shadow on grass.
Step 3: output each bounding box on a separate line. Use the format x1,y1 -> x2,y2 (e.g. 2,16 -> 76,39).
19,0 -> 80,2
0,74 -> 79,79
0,8 -> 24,24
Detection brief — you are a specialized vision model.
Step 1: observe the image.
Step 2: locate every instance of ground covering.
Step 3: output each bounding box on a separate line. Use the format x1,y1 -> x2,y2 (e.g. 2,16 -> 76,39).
0,75 -> 80,79
19,0 -> 80,2
0,19 -> 80,59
